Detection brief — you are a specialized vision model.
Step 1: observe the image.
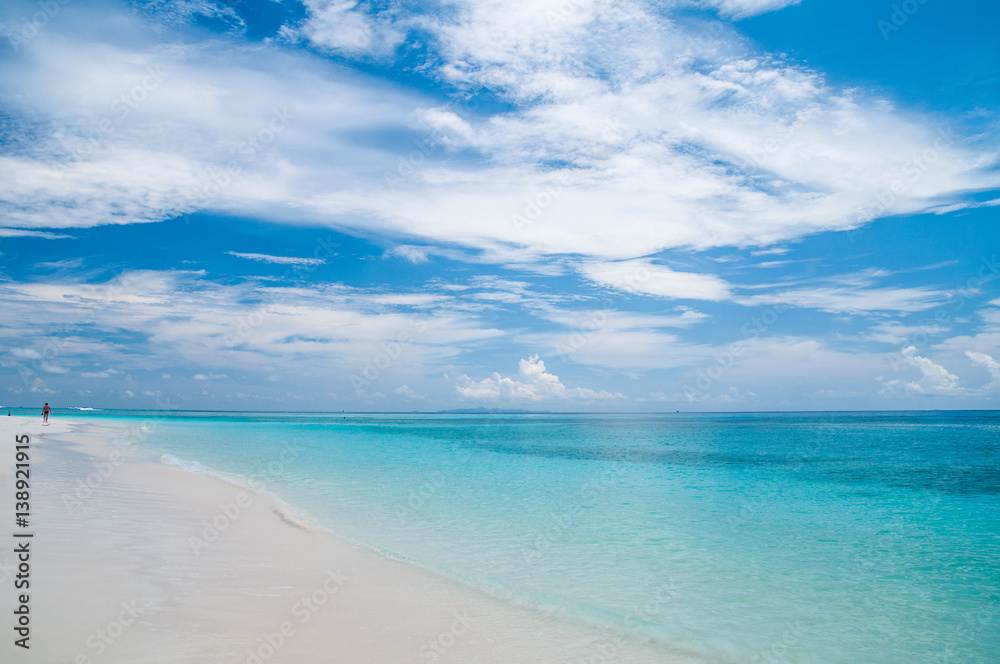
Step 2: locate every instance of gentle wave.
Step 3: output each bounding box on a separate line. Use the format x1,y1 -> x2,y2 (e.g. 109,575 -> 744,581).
152,452 -> 682,659
137,412 -> 1000,664
159,452 -> 325,535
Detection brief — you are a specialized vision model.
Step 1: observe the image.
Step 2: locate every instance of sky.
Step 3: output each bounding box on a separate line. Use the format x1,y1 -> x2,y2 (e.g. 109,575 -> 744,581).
0,0 -> 998,412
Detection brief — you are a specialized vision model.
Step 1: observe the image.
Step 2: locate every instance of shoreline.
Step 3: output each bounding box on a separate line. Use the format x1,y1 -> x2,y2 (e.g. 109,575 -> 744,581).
0,416 -> 683,663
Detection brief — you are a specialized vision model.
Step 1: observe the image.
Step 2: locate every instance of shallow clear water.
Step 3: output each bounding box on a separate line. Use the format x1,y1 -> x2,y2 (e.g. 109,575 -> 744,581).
57,410 -> 1000,663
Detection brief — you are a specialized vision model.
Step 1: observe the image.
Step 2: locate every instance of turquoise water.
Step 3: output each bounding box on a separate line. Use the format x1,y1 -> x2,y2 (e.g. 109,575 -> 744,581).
59,410 -> 1000,662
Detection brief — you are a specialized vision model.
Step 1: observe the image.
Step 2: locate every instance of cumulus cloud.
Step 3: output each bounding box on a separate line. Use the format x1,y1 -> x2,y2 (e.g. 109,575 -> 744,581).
966,351 -> 1000,391
456,355 -> 624,401
290,0 -> 405,57
879,346 -> 964,396
880,349 -> 1000,396
28,378 -> 53,393
394,384 -> 425,400
385,245 -> 430,264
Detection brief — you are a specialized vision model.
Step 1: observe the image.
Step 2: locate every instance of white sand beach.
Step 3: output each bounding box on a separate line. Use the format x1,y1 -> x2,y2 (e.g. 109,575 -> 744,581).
0,417 -> 683,664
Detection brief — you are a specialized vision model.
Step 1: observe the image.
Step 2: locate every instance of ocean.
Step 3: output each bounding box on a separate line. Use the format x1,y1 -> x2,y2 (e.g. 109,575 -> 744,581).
51,410 -> 1000,663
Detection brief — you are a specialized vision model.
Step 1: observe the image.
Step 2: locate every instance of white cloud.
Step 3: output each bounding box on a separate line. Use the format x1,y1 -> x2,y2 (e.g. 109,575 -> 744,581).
35,258 -> 85,270
456,355 -> 623,401
417,107 -> 476,146
133,0 -> 245,30
685,336 -> 887,402
0,22 -> 424,231
581,259 -> 732,301
385,245 -> 430,264
928,197 -> 1000,216
0,268 -> 506,397
521,306 -> 714,369
394,384 -> 425,400
742,285 -> 948,314
350,0 -> 998,263
698,0 -> 802,20
879,346 -> 964,396
291,0 -> 404,57
80,369 -> 124,378
581,259 -> 949,313
866,322 -> 949,345
193,372 -> 228,381
539,307 -> 709,331
750,247 -> 791,256
1,1 -> 996,277
976,309 -> 1000,329
227,252 -> 325,266
0,229 -> 72,239
368,293 -> 445,307
27,377 -> 52,393
966,351 -> 1000,391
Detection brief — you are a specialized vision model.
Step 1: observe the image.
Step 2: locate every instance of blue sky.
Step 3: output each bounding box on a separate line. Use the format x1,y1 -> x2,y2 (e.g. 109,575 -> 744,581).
0,0 -> 998,411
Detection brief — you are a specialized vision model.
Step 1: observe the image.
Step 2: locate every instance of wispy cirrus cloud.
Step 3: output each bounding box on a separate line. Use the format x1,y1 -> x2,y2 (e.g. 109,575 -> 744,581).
2,0 -> 996,274
736,267 -> 953,314
227,252 -> 326,266
865,322 -> 950,345
741,285 -> 949,314
0,228 -> 73,239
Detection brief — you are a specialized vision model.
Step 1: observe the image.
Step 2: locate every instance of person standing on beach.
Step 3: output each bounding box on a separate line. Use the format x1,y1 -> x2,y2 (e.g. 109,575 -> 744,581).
43,402 -> 51,423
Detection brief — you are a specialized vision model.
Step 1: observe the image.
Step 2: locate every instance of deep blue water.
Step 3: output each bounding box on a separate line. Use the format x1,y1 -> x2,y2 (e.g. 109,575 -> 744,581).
45,410 -> 1000,663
